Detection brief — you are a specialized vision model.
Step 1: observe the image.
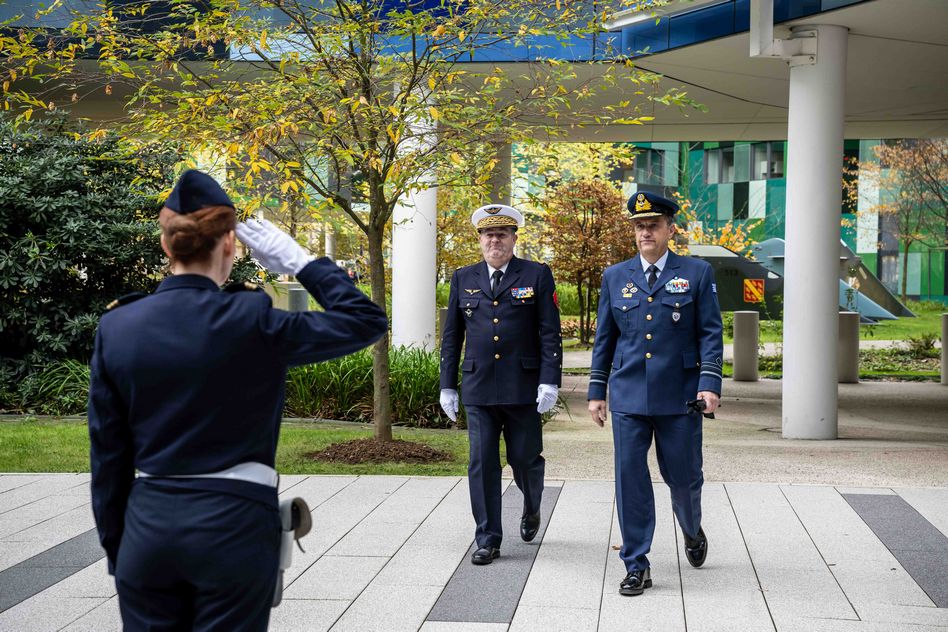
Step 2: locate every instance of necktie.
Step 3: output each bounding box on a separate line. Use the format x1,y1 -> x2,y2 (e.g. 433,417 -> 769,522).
647,265 -> 658,289
491,269 -> 504,293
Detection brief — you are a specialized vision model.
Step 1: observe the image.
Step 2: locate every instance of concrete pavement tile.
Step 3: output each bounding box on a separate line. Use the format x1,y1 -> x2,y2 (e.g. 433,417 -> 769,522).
517,481 -> 613,610
282,476 -> 408,584
773,616 -> 948,632
419,623 -> 509,632
0,475 -> 43,494
857,603 -> 948,627
0,595 -> 106,632
896,487 -> 948,540
728,485 -> 857,620
329,584 -> 443,632
888,547 -> 948,607
598,593 -> 686,632
326,520 -> 420,557
406,479 -> 482,547
830,560 -> 934,608
0,565 -> 83,612
508,605 -> 598,632
284,555 -> 387,600
0,476 -> 88,514
59,596 -> 121,631
835,487 -> 895,495
426,485 -> 559,624
371,543 -> 467,587
684,591 -> 776,632
279,476 -> 358,508
17,528 -> 103,568
843,494 -> 946,552
277,475 -> 310,493
0,540 -> 54,572
2,505 -> 94,543
33,559 -> 114,599
267,599 -> 350,632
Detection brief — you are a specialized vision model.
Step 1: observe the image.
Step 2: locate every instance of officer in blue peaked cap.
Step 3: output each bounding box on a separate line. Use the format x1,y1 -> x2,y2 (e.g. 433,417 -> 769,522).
88,169 -> 388,631
588,190 -> 723,597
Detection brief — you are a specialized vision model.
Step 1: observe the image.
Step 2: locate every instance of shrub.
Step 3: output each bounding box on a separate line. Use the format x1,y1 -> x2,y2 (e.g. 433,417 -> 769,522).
15,360 -> 90,415
285,347 -> 457,428
0,115 -> 176,403
554,283 -> 581,316
721,312 -> 735,339
905,333 -> 939,359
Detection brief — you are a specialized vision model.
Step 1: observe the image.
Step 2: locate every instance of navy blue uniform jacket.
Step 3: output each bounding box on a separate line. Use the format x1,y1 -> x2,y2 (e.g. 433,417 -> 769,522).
88,258 -> 387,572
587,250 -> 723,415
440,256 -> 562,405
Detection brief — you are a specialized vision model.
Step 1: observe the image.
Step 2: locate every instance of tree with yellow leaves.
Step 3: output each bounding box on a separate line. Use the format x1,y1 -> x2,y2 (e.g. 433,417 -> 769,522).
3,0 -> 699,441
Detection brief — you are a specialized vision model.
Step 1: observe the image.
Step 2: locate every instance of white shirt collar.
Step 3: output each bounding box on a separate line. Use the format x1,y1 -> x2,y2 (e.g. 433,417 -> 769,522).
640,250 -> 669,274
486,261 -> 510,276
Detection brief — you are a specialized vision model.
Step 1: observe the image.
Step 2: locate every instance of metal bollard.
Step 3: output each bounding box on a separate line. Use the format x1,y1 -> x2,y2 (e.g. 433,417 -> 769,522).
941,313 -> 947,386
288,284 -> 309,312
838,311 -> 860,383
732,311 -> 759,382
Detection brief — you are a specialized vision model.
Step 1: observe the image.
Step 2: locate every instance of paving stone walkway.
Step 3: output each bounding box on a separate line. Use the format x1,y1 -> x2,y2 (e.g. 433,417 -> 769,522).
1,473 -> 947,631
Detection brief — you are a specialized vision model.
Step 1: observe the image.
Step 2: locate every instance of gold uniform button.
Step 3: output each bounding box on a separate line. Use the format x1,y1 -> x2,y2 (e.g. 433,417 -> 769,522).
646,314 -> 653,321
493,318 -> 499,323
495,353 -> 501,360
493,336 -> 499,341
646,333 -> 652,340
646,352 -> 652,359
493,300 -> 499,306
647,297 -> 654,303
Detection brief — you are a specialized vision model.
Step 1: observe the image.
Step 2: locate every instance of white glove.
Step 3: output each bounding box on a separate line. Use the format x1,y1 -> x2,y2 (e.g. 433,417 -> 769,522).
537,384 -> 558,414
439,389 -> 459,422
235,218 -> 315,275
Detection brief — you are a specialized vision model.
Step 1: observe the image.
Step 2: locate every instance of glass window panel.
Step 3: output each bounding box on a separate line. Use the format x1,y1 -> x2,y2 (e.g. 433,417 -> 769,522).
706,149 -> 721,185
669,3 -> 735,48
721,146 -> 735,183
735,144 -> 751,182
623,20 -> 669,55
733,182 -> 749,220
769,144 -> 785,178
752,143 -> 769,180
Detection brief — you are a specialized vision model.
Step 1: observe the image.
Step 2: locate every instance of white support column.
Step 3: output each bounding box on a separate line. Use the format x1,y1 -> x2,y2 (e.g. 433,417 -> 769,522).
782,25 -> 848,439
392,117 -> 438,350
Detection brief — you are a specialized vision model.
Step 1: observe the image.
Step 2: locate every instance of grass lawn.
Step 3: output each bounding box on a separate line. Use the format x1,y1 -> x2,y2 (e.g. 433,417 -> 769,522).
0,418 -> 481,475
724,300 -> 945,344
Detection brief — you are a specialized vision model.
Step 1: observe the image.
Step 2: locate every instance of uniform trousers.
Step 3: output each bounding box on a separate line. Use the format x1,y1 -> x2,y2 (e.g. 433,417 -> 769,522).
612,411 -> 703,572
465,404 -> 545,548
115,481 -> 280,632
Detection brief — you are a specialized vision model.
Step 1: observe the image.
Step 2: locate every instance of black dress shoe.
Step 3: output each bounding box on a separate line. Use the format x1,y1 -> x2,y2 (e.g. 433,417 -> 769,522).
619,568 -> 652,596
520,512 -> 541,542
471,546 -> 500,565
684,527 -> 707,568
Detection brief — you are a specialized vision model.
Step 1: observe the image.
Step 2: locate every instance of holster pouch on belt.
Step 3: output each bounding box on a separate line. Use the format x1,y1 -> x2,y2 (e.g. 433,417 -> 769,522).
272,497 -> 312,608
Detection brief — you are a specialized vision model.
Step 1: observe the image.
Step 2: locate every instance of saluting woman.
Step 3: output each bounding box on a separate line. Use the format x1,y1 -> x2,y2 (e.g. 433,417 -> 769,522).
88,170 -> 387,631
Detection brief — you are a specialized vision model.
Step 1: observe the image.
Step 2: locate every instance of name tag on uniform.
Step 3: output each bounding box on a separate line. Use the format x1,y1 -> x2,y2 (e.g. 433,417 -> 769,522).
665,277 -> 690,294
511,287 -> 534,299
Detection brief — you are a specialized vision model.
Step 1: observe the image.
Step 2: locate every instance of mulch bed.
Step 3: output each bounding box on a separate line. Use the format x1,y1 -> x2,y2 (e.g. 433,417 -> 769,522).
306,438 -> 452,464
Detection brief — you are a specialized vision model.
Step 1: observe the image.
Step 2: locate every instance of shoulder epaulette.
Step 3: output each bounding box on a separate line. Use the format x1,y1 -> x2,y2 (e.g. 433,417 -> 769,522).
223,281 -> 263,293
105,292 -> 147,311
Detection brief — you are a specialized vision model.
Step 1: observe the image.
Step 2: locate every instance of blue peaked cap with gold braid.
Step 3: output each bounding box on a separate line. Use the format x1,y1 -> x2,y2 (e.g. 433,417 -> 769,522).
627,191 -> 679,220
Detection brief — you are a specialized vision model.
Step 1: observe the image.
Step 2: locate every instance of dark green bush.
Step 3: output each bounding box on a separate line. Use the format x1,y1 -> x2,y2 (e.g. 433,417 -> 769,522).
0,115 -> 175,403
285,347 -> 457,428
15,360 -> 91,415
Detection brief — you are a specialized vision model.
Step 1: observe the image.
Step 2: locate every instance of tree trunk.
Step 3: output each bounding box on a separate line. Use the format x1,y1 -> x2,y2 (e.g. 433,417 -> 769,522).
367,226 -> 393,442
575,275 -> 586,345
900,240 -> 912,303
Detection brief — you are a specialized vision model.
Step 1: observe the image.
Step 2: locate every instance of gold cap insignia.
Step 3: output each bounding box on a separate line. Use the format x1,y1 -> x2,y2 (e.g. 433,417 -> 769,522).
635,193 -> 652,212
485,206 -> 501,214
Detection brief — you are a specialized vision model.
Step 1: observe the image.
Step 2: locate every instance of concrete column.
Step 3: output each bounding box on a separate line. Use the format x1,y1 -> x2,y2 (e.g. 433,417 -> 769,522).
782,25 -> 848,440
324,222 -> 336,262
732,311 -> 760,381
288,284 -> 309,312
392,116 -> 437,350
489,141 -> 512,205
838,312 -> 860,383
941,313 -> 947,386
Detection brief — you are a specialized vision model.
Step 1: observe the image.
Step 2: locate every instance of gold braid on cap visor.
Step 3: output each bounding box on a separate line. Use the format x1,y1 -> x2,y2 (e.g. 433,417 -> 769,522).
476,216 -> 519,229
